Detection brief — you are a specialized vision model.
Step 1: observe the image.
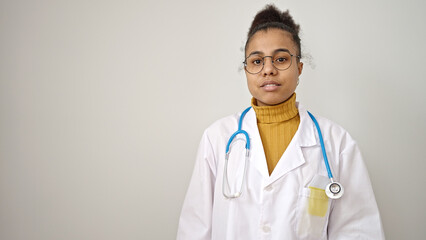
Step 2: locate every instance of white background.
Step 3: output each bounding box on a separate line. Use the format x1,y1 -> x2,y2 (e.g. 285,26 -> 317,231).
1,0 -> 425,239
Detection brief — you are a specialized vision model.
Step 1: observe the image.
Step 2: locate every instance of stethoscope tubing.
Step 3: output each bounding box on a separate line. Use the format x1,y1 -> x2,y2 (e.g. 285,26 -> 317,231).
307,111 -> 334,179
225,107 -> 252,153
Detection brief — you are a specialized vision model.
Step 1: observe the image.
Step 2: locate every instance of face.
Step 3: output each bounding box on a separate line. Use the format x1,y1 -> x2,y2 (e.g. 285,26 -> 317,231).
245,28 -> 303,106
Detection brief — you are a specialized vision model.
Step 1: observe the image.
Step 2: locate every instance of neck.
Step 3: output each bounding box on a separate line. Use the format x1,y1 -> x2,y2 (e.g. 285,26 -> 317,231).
251,93 -> 298,123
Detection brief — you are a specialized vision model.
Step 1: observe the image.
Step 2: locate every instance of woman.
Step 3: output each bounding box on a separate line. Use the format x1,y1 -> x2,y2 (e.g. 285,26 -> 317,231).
177,5 -> 384,240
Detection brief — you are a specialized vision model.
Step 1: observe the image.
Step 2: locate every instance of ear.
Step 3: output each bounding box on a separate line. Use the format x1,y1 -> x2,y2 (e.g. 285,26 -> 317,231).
297,61 -> 304,76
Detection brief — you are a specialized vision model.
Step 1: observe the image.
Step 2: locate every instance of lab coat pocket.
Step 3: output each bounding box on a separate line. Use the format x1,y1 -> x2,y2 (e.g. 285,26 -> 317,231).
295,187 -> 331,239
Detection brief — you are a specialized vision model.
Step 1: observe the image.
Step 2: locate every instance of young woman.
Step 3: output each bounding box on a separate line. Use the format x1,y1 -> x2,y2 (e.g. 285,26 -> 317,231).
177,5 -> 384,240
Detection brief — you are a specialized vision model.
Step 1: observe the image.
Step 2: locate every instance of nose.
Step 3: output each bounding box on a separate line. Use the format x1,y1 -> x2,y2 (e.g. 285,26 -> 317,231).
262,56 -> 277,76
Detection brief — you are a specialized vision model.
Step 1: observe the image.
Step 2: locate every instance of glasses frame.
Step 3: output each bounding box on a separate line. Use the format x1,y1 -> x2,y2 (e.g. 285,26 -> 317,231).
243,51 -> 301,74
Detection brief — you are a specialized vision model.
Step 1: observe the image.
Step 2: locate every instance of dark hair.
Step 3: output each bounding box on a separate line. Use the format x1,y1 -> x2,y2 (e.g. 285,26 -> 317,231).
245,4 -> 302,59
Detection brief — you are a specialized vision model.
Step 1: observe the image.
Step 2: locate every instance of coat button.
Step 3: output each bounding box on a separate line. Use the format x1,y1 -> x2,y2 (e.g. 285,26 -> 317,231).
262,225 -> 271,233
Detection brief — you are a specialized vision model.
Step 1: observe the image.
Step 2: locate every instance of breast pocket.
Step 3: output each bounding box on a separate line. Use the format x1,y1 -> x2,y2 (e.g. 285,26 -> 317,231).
295,185 -> 331,239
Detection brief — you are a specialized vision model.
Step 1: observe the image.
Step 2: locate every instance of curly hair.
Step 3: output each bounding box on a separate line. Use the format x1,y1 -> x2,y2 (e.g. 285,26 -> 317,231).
245,4 -> 302,59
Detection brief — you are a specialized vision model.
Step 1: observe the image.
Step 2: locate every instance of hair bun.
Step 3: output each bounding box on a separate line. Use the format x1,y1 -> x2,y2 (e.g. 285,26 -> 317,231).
248,4 -> 300,37
245,4 -> 302,58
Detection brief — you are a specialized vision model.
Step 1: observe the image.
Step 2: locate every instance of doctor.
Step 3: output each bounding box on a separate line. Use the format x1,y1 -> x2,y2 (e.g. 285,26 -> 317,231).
177,4 -> 385,240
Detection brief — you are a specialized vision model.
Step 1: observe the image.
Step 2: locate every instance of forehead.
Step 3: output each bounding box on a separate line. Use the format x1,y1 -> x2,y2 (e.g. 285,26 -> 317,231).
246,28 -> 297,55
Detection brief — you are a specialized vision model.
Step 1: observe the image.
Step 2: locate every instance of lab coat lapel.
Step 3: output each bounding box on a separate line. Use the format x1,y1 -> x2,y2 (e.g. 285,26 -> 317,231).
266,104 -> 318,186
244,104 -> 318,183
245,108 -> 270,179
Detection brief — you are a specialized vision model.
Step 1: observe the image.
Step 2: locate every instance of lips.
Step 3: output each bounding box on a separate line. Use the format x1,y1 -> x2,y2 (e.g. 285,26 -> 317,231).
261,81 -> 281,88
261,81 -> 280,87
260,81 -> 281,92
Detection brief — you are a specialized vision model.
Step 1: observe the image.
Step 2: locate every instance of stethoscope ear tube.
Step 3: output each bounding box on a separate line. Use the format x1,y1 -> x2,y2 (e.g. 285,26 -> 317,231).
223,107 -> 252,199
223,147 -> 250,199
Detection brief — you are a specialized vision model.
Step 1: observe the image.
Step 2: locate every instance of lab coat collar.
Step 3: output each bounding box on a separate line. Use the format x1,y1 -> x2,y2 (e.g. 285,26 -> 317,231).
244,102 -> 318,184
294,102 -> 318,147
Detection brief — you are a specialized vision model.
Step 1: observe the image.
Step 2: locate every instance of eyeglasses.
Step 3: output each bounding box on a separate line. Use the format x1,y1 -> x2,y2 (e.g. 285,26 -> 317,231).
243,50 -> 300,74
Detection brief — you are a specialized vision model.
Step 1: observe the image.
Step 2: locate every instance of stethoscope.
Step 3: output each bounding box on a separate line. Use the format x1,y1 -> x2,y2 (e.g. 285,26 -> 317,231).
223,106 -> 344,200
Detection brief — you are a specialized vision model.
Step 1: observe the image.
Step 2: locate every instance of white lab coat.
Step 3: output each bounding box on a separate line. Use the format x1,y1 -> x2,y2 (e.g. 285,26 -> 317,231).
177,103 -> 385,240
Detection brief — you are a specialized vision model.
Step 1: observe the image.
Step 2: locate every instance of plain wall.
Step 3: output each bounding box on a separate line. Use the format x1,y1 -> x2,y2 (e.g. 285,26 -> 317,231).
1,0 -> 425,239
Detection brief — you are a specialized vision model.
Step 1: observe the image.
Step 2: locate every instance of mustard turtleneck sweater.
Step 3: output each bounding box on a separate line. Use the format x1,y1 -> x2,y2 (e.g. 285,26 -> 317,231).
251,93 -> 300,175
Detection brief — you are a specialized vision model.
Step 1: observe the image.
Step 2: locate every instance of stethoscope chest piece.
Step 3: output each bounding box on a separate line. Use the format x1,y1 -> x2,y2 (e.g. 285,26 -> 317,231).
325,181 -> 344,199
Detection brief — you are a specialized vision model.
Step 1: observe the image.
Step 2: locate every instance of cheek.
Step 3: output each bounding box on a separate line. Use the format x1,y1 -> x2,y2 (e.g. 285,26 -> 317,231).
287,67 -> 301,82
245,76 -> 258,95
245,74 -> 255,87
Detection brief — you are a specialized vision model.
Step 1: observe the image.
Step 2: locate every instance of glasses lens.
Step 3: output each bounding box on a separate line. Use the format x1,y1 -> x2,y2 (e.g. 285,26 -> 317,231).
273,51 -> 292,70
245,54 -> 263,74
245,51 -> 293,74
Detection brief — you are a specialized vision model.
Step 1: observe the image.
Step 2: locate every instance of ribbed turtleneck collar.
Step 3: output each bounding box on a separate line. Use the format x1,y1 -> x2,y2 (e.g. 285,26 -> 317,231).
251,93 -> 299,123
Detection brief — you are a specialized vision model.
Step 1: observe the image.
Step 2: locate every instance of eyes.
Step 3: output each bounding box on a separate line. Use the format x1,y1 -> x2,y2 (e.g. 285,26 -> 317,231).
244,51 -> 294,74
275,57 -> 288,63
252,59 -> 262,65
249,54 -> 290,66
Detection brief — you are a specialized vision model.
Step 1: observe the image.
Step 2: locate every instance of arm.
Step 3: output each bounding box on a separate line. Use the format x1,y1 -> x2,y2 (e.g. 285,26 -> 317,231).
328,133 -> 385,239
177,131 -> 217,240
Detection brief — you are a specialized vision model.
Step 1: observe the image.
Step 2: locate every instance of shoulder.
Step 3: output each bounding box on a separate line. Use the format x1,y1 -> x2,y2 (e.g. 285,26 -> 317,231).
196,110 -> 246,159
298,103 -> 347,133
298,103 -> 358,152
203,111 -> 241,138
